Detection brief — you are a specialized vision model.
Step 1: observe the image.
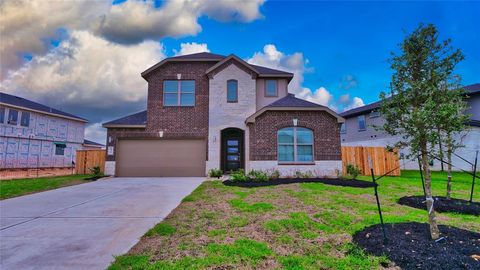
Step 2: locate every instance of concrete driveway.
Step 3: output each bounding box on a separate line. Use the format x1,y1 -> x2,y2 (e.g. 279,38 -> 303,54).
0,177 -> 205,270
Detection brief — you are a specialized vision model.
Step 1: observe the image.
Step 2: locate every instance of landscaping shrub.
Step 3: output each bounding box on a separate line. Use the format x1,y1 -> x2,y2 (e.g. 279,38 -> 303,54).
346,164 -> 361,179
247,170 -> 269,182
269,169 -> 281,180
88,166 -> 103,179
230,169 -> 248,182
208,168 -> 223,178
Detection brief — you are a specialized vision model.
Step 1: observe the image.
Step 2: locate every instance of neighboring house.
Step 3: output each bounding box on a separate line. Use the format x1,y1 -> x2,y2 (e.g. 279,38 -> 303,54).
339,83 -> 480,171
0,92 -> 93,170
103,52 -> 344,177
82,139 -> 105,150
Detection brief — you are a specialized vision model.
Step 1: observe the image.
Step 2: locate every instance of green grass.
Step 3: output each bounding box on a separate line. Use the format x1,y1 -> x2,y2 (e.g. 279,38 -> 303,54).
109,170 -> 479,269
0,174 -> 92,200
144,223 -> 176,237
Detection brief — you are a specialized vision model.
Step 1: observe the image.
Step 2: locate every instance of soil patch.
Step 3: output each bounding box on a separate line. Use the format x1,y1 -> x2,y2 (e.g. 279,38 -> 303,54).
353,222 -> 480,270
398,196 -> 480,216
223,178 -> 375,188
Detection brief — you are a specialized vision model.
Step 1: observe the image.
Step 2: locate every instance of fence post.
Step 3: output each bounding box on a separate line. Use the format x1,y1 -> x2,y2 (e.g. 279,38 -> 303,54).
369,156 -> 387,244
470,150 -> 478,203
417,156 -> 426,197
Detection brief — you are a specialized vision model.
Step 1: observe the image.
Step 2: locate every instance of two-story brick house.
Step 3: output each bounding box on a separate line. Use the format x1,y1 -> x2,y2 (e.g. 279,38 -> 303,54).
103,53 -> 344,177
340,83 -> 480,171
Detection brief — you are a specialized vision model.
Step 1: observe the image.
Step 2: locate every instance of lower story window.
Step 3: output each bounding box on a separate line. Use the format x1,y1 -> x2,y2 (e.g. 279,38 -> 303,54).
55,143 -> 66,155
277,127 -> 314,163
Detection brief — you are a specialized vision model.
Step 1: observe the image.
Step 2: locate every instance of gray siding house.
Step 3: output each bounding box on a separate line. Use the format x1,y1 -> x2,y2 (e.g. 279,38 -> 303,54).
0,92 -> 94,170
340,83 -> 480,171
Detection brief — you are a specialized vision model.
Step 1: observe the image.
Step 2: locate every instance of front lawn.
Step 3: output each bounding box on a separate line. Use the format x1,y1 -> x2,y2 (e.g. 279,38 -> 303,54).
109,170 -> 479,269
0,174 -> 92,200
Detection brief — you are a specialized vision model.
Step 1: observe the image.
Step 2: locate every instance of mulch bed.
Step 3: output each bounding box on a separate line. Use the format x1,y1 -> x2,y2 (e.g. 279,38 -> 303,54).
223,177 -> 375,188
353,222 -> 480,270
398,196 -> 480,216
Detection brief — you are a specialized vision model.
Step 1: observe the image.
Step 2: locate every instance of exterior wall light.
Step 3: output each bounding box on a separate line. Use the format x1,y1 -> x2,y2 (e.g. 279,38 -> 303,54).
293,119 -> 298,126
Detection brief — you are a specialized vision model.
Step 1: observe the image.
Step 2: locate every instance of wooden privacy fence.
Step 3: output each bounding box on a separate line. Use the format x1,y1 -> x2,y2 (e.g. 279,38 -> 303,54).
342,146 -> 401,176
76,150 -> 106,174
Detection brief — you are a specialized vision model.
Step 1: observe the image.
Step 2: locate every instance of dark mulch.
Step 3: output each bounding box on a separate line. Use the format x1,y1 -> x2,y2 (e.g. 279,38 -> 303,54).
84,176 -> 103,181
398,196 -> 480,216
222,177 -> 375,188
353,222 -> 480,270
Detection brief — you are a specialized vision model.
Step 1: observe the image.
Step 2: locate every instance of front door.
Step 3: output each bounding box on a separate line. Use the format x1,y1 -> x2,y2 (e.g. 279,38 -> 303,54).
226,138 -> 241,171
221,128 -> 244,173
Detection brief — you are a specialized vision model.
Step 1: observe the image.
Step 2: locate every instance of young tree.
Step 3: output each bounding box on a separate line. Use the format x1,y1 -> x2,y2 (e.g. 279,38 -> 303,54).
436,82 -> 470,199
380,24 -> 464,239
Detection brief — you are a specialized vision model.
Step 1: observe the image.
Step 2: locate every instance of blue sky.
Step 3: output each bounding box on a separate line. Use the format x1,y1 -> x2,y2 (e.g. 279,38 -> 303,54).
163,1 -> 479,105
1,0 -> 478,143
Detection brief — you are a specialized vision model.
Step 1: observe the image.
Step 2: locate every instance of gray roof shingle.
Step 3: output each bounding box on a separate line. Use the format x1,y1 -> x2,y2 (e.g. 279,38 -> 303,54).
340,83 -> 480,118
0,92 -> 87,121
169,52 -> 226,60
267,93 -> 326,108
83,139 -> 104,146
249,64 -> 293,76
102,110 -> 147,126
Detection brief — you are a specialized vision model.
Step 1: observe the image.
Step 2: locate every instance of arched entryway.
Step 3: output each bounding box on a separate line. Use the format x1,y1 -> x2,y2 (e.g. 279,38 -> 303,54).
221,128 -> 245,172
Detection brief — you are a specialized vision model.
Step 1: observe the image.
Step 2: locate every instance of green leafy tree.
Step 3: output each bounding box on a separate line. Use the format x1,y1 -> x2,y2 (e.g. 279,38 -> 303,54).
380,24 -> 464,239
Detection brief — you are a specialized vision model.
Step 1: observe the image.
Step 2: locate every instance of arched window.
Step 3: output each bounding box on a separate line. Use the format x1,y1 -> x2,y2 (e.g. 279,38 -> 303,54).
277,127 -> 314,163
227,80 -> 238,103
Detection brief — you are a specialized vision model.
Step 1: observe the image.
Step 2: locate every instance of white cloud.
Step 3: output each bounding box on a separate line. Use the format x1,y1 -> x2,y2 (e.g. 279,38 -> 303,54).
173,42 -> 210,56
247,44 -> 310,94
344,97 -> 365,110
93,0 -> 265,44
247,45 -> 366,112
1,30 -> 165,141
0,0 -> 110,79
0,0 -> 265,78
2,30 -> 165,108
297,87 -> 333,106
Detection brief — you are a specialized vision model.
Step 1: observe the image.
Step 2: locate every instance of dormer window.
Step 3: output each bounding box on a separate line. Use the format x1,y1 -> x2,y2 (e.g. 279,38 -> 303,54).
227,80 -> 238,103
265,80 -> 278,97
163,80 -> 195,106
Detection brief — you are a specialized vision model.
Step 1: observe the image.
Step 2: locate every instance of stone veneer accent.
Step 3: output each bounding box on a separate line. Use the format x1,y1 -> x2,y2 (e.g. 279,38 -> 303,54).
206,63 -> 257,173
248,110 -> 342,161
249,160 -> 342,177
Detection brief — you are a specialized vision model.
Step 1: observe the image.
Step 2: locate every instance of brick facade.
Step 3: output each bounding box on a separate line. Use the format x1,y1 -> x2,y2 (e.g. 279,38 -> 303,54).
144,61 -> 214,138
248,110 -> 342,161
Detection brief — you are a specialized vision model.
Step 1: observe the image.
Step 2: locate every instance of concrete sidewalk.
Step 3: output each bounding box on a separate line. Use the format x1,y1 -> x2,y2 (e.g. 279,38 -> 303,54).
0,177 -> 205,270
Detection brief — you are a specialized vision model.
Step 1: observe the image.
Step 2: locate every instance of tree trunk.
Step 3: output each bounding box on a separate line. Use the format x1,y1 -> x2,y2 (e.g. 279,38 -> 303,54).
446,135 -> 453,200
421,144 -> 440,240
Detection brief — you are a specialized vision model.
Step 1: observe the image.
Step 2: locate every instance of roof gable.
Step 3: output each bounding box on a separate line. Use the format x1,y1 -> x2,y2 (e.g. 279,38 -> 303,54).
142,52 -> 294,81
246,94 -> 344,124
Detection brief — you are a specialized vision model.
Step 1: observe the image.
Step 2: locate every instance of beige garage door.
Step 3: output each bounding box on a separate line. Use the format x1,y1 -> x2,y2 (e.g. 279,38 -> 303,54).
116,139 -> 206,177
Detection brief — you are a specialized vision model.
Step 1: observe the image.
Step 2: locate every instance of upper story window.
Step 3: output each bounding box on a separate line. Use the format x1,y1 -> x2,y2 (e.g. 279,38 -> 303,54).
265,80 -> 278,97
370,111 -> 380,118
278,127 -> 314,163
340,123 -> 346,134
20,111 -> 30,127
163,80 -> 195,106
227,80 -> 238,103
8,109 -> 18,125
358,115 -> 366,131
0,107 -> 5,124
